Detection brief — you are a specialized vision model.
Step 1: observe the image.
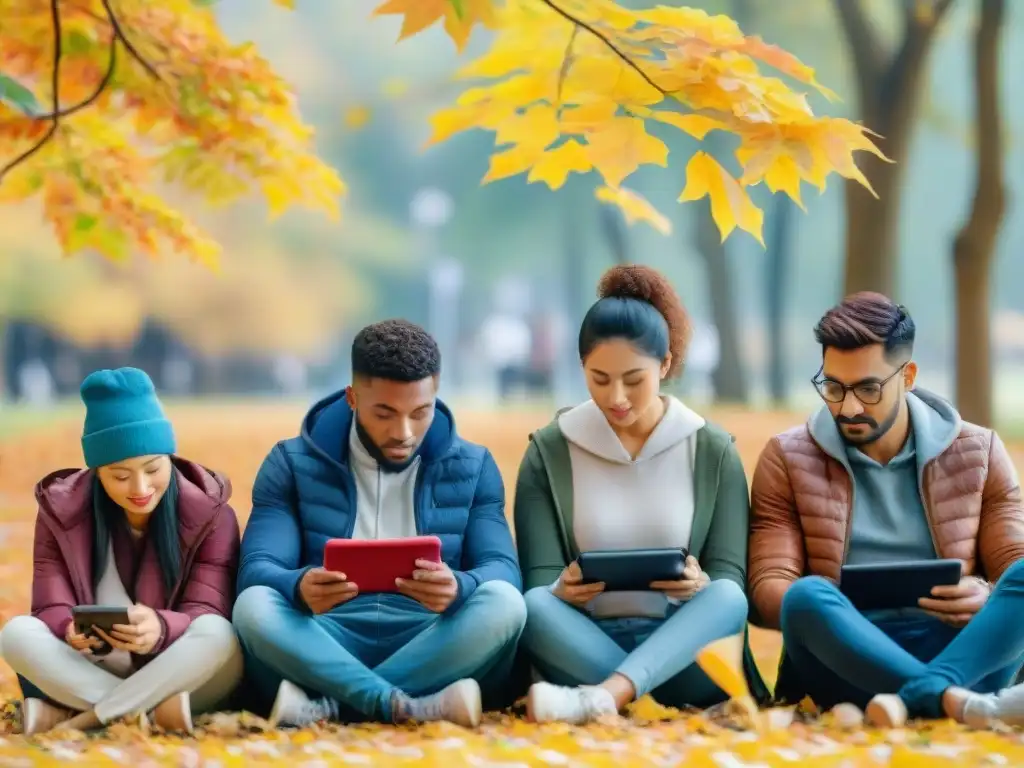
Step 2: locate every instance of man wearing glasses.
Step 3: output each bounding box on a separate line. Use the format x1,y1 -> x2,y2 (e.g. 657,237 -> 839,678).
747,291 -> 1024,718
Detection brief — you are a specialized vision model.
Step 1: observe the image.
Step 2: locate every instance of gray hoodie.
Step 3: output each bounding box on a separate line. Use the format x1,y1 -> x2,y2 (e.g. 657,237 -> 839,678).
557,396 -> 707,619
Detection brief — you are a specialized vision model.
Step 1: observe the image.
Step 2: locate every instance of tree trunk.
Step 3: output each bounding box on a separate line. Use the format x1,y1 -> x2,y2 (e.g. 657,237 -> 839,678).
834,0 -> 955,296
559,182 -> 589,402
598,204 -> 631,265
953,0 -> 1006,427
694,198 -> 749,403
765,193 -> 795,405
0,320 -> 7,401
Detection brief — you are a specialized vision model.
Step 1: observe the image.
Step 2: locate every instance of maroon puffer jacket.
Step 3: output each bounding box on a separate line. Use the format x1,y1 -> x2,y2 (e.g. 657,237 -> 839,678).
30,458 -> 239,663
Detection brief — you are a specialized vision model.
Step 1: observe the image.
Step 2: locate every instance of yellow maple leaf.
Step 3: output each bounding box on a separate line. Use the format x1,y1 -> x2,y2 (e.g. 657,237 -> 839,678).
585,116 -> 668,188
423,0 -> 883,247
595,185 -> 672,235
494,104 -> 560,151
526,139 -> 592,189
736,135 -> 811,210
482,143 -> 542,184
649,110 -> 728,140
560,102 -> 619,134
680,151 -> 764,245
695,633 -> 750,701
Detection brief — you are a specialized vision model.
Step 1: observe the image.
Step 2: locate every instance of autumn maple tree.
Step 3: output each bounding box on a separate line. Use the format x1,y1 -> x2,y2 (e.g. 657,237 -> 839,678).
0,0 -> 343,265
1,0 -> 883,264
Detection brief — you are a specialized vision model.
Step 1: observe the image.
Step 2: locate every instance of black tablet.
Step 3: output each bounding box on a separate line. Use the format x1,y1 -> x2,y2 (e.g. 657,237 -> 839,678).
839,559 -> 962,611
577,548 -> 688,592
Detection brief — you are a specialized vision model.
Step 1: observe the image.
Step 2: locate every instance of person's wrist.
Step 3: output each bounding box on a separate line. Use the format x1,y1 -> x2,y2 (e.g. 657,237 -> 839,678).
970,575 -> 992,595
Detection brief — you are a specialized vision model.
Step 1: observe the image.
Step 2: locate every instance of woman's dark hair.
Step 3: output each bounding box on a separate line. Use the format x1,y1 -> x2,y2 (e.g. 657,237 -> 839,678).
578,265 -> 691,379
92,470 -> 182,594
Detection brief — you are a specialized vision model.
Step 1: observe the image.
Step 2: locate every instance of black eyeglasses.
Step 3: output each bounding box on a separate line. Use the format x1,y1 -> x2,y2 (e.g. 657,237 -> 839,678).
812,364 -> 907,405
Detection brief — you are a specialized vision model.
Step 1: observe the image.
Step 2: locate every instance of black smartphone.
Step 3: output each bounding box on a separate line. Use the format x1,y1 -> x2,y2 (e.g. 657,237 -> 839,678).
577,548 -> 689,591
72,605 -> 131,656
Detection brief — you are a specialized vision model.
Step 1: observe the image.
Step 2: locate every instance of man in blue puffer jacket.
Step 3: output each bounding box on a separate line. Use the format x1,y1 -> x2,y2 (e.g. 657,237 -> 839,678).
233,320 -> 525,728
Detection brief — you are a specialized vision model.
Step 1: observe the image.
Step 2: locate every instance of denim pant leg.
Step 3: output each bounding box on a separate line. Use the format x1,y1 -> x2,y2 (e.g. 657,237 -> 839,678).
779,576 -> 939,710
523,579 -> 748,704
599,618 -> 730,709
898,559 -> 1024,718
372,581 -> 527,703
232,586 -> 396,722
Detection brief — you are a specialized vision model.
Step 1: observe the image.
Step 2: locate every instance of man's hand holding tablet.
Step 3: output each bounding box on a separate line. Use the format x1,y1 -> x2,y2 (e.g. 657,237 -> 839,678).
396,560 -> 459,613
299,568 -> 359,614
918,575 -> 991,627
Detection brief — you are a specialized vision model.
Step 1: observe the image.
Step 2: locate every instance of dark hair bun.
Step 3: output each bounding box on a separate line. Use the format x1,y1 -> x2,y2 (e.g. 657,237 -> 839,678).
597,265 -> 691,378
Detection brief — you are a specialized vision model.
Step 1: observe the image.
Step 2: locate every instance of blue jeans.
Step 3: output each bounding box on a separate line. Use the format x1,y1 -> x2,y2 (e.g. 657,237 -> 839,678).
522,578 -> 748,708
233,580 -> 526,722
898,559 -> 1024,717
778,573 -> 1023,712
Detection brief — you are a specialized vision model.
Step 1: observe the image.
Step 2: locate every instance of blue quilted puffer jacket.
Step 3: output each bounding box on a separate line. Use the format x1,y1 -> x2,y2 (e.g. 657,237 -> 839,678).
237,391 -> 521,614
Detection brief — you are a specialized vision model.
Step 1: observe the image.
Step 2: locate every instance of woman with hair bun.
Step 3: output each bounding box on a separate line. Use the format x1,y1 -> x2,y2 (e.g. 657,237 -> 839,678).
513,265 -> 765,724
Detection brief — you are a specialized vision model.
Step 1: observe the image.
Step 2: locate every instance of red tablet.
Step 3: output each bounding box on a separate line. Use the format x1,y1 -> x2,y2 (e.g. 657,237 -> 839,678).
322,536 -> 443,594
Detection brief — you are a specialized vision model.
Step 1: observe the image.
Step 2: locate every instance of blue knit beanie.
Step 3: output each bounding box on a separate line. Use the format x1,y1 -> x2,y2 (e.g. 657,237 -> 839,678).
80,367 -> 176,468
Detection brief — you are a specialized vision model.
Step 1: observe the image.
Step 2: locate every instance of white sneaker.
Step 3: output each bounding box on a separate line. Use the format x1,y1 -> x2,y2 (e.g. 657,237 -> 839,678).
865,694 -> 906,728
22,698 -> 72,736
526,682 -> 617,725
268,680 -> 338,727
401,679 -> 482,728
961,692 -> 1000,728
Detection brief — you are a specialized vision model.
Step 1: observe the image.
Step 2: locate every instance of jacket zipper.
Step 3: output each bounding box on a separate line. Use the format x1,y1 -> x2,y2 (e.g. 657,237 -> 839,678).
917,458 -> 941,558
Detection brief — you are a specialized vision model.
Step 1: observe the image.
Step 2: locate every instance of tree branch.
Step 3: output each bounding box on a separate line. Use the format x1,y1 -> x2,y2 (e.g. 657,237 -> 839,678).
0,0 -> 162,183
877,0 -> 955,136
556,24 -> 579,107
0,0 -> 63,182
34,36 -> 117,120
537,0 -> 667,96
832,0 -> 886,111
101,0 -> 161,81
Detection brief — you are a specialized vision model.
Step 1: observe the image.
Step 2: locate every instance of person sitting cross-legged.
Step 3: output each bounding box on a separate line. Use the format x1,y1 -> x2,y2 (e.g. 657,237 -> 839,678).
514,265 -> 767,725
748,292 -> 1024,716
0,368 -> 242,736
232,320 -> 526,728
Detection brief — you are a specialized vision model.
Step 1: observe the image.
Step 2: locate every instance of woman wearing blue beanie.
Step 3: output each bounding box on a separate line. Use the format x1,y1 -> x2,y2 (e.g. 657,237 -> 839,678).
0,368 -> 243,736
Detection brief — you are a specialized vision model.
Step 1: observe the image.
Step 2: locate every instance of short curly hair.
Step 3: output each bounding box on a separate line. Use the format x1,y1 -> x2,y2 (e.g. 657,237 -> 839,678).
351,319 -> 441,382
579,264 -> 691,379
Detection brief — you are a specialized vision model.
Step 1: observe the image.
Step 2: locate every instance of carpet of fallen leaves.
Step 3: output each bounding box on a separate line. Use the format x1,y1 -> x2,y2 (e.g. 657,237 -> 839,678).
1,401 -> 1024,766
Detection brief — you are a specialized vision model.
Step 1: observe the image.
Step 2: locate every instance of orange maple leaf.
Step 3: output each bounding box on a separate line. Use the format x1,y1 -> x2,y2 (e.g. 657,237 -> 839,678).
372,0 -> 493,52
